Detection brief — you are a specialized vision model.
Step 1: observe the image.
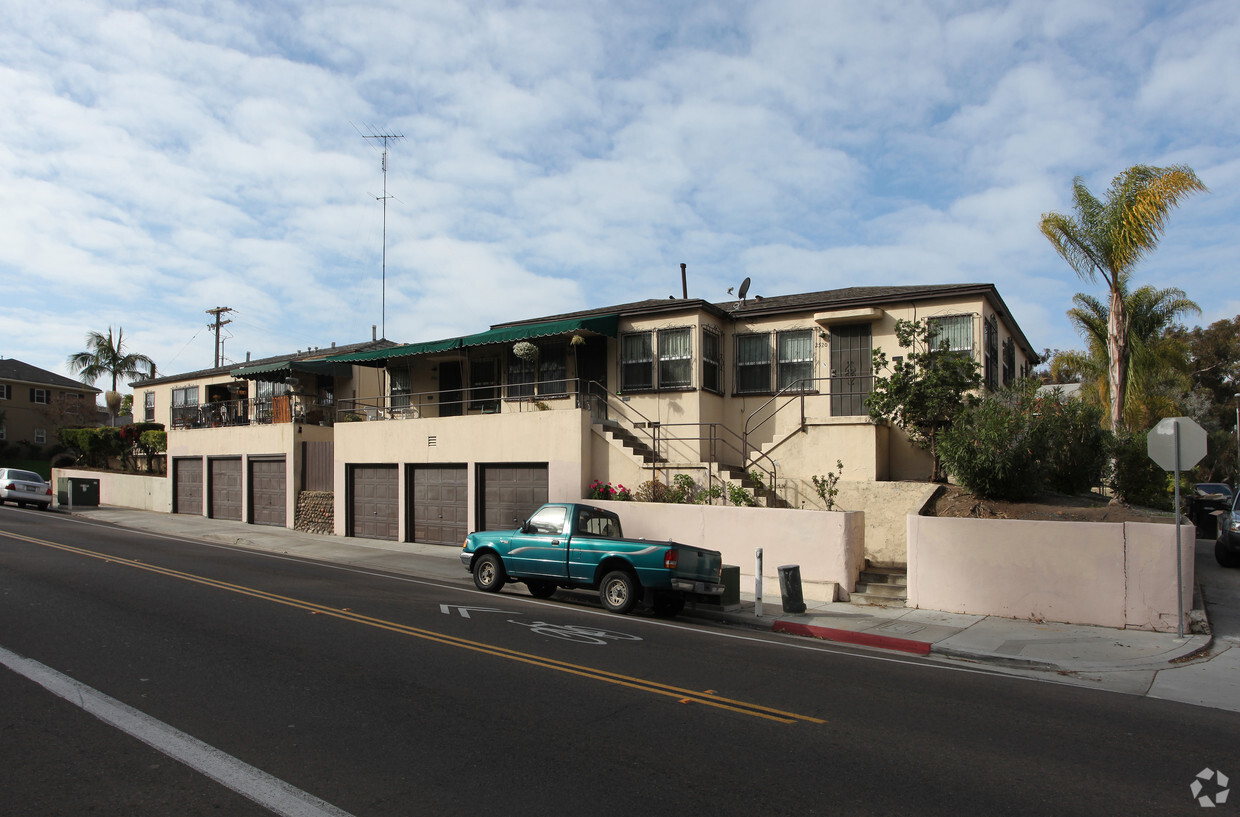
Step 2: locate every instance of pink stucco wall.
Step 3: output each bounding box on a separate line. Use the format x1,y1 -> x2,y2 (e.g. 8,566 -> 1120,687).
906,516 -> 1194,632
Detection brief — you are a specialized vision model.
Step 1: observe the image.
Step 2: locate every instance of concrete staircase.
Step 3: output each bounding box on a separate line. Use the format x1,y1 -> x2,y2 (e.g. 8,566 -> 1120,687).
717,464 -> 792,508
850,565 -> 908,608
597,420 -> 666,464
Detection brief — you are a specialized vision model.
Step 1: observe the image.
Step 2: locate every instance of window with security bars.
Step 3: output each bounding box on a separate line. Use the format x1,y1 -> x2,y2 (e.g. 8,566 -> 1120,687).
926,315 -> 973,352
777,330 -> 814,391
620,332 -> 653,391
983,315 -> 999,390
735,333 -> 772,394
470,358 -> 500,411
701,327 -> 722,394
657,328 -> 692,388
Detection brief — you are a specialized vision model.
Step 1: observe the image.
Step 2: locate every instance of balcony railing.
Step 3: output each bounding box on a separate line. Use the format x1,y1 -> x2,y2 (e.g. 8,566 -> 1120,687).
170,395 -> 336,429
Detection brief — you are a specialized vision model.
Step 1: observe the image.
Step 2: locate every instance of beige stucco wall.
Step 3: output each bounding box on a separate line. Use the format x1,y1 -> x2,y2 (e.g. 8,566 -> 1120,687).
53,467 -> 170,513
591,499 -> 865,602
906,516 -> 1193,632
333,410 -> 591,537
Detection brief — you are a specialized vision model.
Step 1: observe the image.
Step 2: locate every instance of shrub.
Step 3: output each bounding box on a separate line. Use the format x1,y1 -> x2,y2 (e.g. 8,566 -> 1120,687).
811,460 -> 845,510
1110,431 -> 1173,510
588,480 -> 632,501
1038,394 -> 1109,495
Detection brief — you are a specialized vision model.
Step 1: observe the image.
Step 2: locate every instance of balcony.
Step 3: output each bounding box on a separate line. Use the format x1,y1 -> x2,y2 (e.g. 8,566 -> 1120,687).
170,395 -> 336,430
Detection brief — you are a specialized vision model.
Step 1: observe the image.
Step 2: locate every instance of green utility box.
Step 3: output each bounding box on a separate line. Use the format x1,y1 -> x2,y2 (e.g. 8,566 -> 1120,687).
56,477 -> 100,508
693,564 -> 741,612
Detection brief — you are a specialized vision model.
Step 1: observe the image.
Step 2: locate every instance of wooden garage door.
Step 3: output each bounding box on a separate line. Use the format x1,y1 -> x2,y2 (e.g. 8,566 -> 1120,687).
350,465 -> 398,541
408,465 -> 467,546
479,464 -> 548,531
173,457 -> 203,515
250,458 -> 287,528
209,458 -> 243,521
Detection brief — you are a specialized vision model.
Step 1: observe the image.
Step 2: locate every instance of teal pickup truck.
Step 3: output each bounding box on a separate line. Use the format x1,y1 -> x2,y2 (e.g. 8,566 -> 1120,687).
460,503 -> 724,617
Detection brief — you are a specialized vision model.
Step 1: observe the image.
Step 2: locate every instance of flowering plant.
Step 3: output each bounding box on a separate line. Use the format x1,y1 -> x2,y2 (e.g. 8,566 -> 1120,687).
513,341 -> 539,362
588,479 -> 632,501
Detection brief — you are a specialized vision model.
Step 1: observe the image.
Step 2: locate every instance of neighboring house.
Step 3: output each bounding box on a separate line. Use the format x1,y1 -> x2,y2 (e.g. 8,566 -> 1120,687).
133,283 -> 1036,548
0,358 -> 101,449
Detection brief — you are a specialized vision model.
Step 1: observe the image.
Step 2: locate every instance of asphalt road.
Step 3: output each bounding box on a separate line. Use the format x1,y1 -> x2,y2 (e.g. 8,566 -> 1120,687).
2,506 -> 1237,816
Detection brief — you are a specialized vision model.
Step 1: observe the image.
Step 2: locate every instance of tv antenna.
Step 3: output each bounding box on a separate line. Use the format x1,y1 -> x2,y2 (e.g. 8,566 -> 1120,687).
358,124 -> 405,339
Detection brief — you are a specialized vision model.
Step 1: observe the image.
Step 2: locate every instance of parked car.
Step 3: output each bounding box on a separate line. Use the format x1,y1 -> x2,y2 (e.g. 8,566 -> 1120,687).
1216,489 -> 1240,568
1189,483 -> 1234,540
0,468 -> 53,510
461,502 -> 724,616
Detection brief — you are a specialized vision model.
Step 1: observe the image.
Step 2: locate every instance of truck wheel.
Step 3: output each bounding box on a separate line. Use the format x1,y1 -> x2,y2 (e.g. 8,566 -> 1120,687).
526,580 -> 557,599
1217,539 -> 1240,568
599,570 -> 639,615
473,553 -> 507,592
652,593 -> 685,618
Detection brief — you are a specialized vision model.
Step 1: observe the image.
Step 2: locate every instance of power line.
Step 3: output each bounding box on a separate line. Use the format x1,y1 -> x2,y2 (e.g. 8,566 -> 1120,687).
205,307 -> 234,368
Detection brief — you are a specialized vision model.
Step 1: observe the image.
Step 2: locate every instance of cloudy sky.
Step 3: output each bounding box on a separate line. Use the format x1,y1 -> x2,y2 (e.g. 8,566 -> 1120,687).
3,0 -> 1236,388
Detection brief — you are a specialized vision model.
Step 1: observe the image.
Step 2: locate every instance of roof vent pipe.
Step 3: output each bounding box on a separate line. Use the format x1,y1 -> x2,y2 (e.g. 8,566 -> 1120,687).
680,262 -> 688,300
372,324 -> 377,341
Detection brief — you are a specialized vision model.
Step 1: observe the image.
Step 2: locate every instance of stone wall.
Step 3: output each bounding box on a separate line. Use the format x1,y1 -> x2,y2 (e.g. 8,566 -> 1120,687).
295,490 -> 334,535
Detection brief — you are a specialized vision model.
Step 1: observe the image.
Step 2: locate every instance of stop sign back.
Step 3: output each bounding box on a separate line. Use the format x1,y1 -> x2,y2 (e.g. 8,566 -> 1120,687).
1147,416 -> 1207,471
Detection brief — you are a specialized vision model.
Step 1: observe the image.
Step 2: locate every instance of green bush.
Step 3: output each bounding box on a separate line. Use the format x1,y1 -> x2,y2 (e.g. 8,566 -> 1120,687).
938,380 -> 1110,501
1110,431 -> 1173,510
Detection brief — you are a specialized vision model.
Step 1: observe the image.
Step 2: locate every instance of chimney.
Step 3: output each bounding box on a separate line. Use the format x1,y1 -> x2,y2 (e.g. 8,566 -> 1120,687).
246,352 -> 251,362
372,325 -> 378,341
680,263 -> 688,300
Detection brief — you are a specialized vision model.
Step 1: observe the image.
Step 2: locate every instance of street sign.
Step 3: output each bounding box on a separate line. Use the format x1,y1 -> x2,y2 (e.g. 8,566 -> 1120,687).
1148,417 -> 1206,472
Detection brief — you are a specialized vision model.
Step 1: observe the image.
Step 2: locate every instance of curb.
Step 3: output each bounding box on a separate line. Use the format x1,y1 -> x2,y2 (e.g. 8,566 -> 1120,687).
772,620 -> 932,655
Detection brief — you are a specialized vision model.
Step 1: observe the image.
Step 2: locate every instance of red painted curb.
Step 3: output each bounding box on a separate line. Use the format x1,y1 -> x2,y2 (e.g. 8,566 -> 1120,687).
772,620 -> 931,655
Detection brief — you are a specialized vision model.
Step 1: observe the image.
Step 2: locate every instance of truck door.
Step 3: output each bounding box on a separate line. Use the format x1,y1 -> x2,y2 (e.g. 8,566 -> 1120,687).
505,505 -> 570,579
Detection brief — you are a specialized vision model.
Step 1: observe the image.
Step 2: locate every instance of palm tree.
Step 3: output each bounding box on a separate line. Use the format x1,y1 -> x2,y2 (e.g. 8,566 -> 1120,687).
1040,164 -> 1206,431
1055,285 -> 1199,430
67,327 -> 156,425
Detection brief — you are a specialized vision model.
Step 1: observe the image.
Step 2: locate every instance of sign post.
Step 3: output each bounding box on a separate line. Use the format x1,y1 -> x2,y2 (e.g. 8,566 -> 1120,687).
1147,417 -> 1207,637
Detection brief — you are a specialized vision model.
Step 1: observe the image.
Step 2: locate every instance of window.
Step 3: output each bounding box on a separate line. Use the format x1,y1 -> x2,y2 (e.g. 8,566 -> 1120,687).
927,315 -> 973,352
0,384 -> 9,399
144,391 -> 156,422
1002,337 -> 1016,387
173,386 -> 199,407
34,429 -> 46,445
657,328 -> 693,388
470,358 -> 500,412
0,425 -> 5,440
577,508 -> 621,538
620,332 -> 653,391
527,505 -> 567,535
389,365 -> 411,410
507,354 -> 536,398
702,327 -> 722,394
777,330 -> 814,391
538,340 -> 568,395
983,315 -> 999,390
31,388 -> 49,404
735,333 -> 772,394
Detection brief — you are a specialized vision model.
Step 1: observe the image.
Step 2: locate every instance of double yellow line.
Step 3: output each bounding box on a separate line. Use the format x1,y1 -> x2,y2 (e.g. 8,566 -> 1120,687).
1,530 -> 824,725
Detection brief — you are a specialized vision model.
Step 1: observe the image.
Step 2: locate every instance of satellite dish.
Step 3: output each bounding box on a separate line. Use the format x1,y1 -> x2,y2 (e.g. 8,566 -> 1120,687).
738,277 -> 751,300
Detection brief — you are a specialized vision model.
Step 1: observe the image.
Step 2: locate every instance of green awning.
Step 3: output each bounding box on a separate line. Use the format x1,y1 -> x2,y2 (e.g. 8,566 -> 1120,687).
456,314 -> 619,348
325,337 -> 461,364
230,359 -> 354,382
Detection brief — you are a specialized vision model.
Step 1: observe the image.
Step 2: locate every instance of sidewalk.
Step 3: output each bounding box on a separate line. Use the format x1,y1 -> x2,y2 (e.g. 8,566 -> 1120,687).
67,506 -> 1214,678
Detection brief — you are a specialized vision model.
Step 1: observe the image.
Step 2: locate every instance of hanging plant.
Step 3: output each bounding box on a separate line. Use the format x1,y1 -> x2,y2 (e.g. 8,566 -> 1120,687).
513,341 -> 539,362
570,334 -> 586,347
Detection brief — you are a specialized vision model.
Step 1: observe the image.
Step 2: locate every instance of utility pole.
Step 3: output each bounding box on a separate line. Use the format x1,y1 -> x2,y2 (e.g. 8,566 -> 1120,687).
206,307 -> 233,368
360,127 -> 404,340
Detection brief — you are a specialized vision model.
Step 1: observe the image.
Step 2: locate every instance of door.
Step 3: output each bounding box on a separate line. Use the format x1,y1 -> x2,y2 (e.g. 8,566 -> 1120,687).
350,465 -> 398,541
440,361 -> 463,417
575,337 -> 608,416
479,464 -> 548,531
173,457 -> 203,515
830,324 -> 872,416
504,504 -> 569,579
249,457 -> 287,527
209,458 -> 243,521
408,465 -> 467,546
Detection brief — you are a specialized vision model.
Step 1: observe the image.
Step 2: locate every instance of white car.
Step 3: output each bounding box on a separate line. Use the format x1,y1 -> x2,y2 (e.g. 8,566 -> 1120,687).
0,468 -> 53,509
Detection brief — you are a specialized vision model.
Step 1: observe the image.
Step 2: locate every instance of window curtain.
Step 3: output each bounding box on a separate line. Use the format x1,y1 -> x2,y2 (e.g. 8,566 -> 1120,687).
927,315 -> 972,352
621,333 -> 653,391
777,330 -> 814,391
658,328 -> 692,387
735,334 -> 771,393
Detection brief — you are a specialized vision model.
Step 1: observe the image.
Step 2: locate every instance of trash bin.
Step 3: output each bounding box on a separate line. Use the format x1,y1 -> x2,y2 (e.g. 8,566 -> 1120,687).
56,477 -> 100,508
1196,511 -> 1219,541
777,564 -> 806,614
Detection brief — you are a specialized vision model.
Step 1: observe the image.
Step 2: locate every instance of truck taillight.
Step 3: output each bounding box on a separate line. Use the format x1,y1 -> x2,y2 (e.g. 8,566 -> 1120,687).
664,549 -> 678,569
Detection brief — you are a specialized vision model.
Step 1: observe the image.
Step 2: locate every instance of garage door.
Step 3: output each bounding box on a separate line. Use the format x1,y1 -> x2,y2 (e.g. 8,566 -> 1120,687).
173,457 -> 203,515
479,464 -> 548,531
250,458 -> 287,527
408,465 -> 467,546
350,465 -> 398,541
209,457 -> 243,521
